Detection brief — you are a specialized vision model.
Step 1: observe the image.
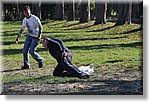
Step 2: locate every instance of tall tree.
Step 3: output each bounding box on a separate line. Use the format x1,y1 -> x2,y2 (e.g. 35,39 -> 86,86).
132,3 -> 140,19
79,0 -> 90,23
32,1 -> 41,19
115,2 -> 132,26
41,4 -> 48,20
3,4 -> 16,21
94,1 -> 107,25
125,2 -> 132,24
16,2 -> 20,20
67,0 -> 75,21
55,0 -> 64,20
106,3 -> 112,18
139,1 -> 143,28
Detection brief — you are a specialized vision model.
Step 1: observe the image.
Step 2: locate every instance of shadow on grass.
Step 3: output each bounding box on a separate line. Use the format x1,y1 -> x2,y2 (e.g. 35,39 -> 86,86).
105,60 -> 123,63
2,41 -> 24,45
2,31 -> 18,37
2,48 -> 47,55
87,26 -> 142,35
63,22 -> 94,30
87,25 -> 115,32
62,22 -> 79,28
62,36 -> 127,42
67,42 -> 142,50
42,31 -> 77,34
2,42 -> 142,55
47,21 -> 67,27
122,28 -> 143,34
3,48 -> 22,55
68,25 -> 94,30
2,75 -> 143,95
65,80 -> 143,95
1,68 -> 22,73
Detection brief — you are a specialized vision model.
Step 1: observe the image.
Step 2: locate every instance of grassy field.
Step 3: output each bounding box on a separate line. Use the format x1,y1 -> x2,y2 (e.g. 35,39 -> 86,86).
0,20 -> 143,95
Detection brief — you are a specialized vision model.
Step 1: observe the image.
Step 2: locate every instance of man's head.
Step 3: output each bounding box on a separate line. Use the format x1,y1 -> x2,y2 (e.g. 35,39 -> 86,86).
42,38 -> 49,48
23,6 -> 31,18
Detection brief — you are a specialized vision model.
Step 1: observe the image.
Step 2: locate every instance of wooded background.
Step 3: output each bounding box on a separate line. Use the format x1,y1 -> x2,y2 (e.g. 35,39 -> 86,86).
1,0 -> 143,26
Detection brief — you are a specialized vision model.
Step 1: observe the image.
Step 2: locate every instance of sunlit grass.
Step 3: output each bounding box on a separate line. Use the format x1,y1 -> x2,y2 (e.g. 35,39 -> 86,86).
1,20 -> 142,83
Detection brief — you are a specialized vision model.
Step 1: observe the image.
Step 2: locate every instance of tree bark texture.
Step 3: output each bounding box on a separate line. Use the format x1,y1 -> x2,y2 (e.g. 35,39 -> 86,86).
79,0 -> 90,23
115,3 -> 132,26
55,1 -> 64,20
67,0 -> 75,21
94,1 -> 107,25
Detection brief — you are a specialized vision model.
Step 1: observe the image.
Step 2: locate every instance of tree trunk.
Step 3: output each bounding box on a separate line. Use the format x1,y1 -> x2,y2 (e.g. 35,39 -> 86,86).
67,0 -> 75,21
94,1 -> 107,25
32,1 -> 41,19
132,3 -> 140,19
16,2 -> 20,20
55,0 -> 64,20
106,3 -> 112,18
79,0 -> 90,23
4,4 -> 13,21
3,4 -> 6,20
49,4 -> 56,20
115,2 -> 132,26
41,4 -> 48,20
126,2 -> 132,24
139,1 -> 143,28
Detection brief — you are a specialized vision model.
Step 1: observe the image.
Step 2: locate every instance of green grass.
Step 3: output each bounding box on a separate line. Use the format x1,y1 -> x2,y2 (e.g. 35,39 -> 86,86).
1,20 -> 142,83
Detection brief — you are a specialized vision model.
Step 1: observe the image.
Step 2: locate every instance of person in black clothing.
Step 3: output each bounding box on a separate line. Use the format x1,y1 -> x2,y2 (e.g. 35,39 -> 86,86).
42,38 -> 89,79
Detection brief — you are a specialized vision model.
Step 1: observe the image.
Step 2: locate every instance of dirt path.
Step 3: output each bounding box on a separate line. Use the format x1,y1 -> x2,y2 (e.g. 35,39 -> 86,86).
1,68 -> 143,95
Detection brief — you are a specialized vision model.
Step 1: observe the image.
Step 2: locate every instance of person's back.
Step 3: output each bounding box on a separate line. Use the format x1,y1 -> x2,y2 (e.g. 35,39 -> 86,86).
47,38 -> 63,62
46,38 -> 72,64
51,38 -> 71,53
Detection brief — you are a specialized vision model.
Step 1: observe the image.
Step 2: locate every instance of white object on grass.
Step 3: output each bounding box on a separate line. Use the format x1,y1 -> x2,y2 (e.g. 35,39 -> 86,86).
78,64 -> 94,75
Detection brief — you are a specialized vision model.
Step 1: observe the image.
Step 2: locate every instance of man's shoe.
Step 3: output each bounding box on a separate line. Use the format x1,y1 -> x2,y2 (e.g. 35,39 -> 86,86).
39,62 -> 43,68
21,66 -> 29,70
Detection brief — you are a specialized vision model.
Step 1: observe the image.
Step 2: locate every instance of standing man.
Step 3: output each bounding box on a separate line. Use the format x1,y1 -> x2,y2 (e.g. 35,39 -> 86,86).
15,6 -> 44,69
42,38 -> 90,79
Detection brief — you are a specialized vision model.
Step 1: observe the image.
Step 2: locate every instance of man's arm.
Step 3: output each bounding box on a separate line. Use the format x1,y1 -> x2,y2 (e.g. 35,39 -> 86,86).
38,24 -> 43,40
15,26 -> 25,44
53,40 -> 67,58
36,18 -> 43,41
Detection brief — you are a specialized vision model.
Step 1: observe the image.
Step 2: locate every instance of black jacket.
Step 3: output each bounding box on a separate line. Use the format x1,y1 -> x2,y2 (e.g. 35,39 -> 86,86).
47,38 -> 71,63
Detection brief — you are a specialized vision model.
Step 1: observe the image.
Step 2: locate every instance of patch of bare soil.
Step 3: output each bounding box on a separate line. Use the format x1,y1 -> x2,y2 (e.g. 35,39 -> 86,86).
1,68 -> 143,95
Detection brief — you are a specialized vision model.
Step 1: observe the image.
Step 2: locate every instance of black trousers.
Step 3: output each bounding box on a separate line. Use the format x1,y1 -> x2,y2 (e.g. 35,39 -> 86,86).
53,53 -> 82,78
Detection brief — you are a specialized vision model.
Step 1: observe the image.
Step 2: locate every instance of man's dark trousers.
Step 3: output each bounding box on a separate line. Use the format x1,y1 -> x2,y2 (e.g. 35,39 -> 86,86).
53,53 -> 82,78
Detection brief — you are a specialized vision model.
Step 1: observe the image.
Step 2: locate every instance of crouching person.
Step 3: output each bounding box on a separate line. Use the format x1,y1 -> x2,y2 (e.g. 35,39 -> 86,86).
42,38 -> 90,79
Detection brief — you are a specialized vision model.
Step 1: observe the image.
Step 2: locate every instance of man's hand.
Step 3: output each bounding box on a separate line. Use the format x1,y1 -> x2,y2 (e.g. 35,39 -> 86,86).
15,38 -> 19,44
15,35 -> 20,44
63,52 -> 68,57
38,25 -> 42,42
61,52 -> 68,59
38,34 -> 41,42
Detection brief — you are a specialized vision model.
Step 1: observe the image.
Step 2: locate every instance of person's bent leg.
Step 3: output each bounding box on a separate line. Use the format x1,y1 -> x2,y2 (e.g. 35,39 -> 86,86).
62,57 -> 85,78
62,56 -> 90,78
29,37 -> 44,64
53,64 -> 64,77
